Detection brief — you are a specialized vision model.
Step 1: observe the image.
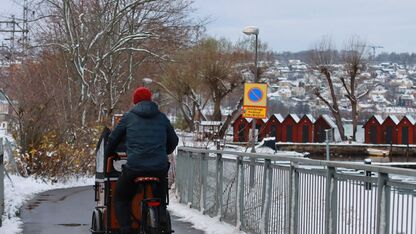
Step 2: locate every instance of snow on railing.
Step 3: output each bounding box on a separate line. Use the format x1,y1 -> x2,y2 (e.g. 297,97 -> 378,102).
175,147 -> 416,234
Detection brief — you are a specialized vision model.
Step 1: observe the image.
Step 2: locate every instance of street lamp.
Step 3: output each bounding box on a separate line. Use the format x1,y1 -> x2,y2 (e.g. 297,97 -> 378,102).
142,77 -> 177,100
243,26 -> 259,153
142,77 -> 153,85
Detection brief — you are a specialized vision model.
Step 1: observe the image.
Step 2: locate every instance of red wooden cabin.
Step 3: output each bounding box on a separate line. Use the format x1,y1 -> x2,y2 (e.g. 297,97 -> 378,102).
233,115 -> 250,142
314,114 -> 336,142
249,118 -> 268,141
281,114 -> 300,142
264,114 -> 284,142
298,114 -> 315,143
381,115 -> 399,144
363,115 -> 383,144
397,115 -> 415,145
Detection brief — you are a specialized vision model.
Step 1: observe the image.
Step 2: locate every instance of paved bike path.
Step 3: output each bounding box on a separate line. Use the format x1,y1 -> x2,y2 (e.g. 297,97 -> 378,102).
21,186 -> 204,234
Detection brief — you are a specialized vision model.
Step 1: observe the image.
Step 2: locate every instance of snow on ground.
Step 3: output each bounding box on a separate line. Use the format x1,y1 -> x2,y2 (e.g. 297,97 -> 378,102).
0,175 -> 94,234
0,174 -> 246,234
168,191 -> 246,234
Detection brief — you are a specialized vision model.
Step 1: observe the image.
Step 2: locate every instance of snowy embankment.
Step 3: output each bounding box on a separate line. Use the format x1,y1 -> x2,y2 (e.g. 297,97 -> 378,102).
0,175 -> 94,233
168,191 -> 246,234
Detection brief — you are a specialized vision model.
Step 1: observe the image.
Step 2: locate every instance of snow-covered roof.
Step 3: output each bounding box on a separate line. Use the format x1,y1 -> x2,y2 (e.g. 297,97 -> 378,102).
303,114 -> 316,123
374,115 -> 384,124
386,115 -> 400,125
199,121 -> 222,126
400,94 -> 414,100
321,114 -> 337,128
288,114 -> 300,123
371,94 -> 391,105
246,118 -> 268,123
0,91 -> 9,104
279,88 -> 291,94
403,115 -> 416,125
272,114 -> 284,123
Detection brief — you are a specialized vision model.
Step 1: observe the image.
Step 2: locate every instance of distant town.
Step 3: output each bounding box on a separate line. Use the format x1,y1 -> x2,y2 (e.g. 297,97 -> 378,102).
249,52 -> 416,124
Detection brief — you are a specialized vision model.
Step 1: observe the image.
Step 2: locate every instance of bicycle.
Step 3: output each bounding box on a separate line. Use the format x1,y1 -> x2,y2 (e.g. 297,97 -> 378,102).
91,127 -> 173,234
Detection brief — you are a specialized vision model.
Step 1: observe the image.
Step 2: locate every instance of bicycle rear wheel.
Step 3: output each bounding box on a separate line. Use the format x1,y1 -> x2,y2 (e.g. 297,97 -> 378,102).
145,206 -> 160,234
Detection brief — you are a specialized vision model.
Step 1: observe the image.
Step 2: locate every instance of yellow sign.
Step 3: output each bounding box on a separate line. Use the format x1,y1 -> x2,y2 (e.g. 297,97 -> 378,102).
242,106 -> 267,119
243,83 -> 268,119
243,83 -> 267,107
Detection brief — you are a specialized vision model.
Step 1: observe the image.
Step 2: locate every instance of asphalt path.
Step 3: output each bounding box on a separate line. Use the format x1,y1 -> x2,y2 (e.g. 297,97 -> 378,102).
21,186 -> 204,234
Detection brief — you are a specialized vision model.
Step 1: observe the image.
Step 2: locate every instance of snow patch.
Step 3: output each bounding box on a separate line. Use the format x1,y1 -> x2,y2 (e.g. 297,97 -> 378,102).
0,175 -> 94,234
168,192 -> 246,234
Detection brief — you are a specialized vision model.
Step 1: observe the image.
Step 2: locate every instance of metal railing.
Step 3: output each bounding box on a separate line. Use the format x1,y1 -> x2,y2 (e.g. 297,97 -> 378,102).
0,139 -> 4,227
175,147 -> 416,234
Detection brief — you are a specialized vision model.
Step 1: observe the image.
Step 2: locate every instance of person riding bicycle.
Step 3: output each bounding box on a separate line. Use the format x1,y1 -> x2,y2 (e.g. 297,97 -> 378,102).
105,87 -> 179,234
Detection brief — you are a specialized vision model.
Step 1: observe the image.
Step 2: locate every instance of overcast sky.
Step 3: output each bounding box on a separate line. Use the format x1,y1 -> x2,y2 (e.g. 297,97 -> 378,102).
0,0 -> 20,18
1,0 -> 415,53
193,0 -> 416,53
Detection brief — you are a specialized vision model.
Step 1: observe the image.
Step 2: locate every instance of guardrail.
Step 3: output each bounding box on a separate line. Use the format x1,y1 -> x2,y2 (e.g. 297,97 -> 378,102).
175,147 -> 416,234
0,139 -> 4,227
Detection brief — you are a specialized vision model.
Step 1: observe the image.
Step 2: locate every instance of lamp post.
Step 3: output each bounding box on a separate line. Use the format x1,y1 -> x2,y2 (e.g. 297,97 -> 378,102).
243,26 -> 259,188
243,26 -> 259,153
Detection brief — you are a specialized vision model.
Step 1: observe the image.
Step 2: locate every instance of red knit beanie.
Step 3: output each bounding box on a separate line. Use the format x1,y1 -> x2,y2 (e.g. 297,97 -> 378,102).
133,87 -> 152,104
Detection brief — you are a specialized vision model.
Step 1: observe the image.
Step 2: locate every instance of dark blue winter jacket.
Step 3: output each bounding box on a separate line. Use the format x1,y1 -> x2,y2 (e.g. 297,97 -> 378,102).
105,101 -> 179,171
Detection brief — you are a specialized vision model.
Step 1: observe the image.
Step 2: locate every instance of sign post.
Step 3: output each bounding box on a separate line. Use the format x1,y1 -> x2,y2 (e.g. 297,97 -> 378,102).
243,83 -> 268,152
243,83 -> 267,187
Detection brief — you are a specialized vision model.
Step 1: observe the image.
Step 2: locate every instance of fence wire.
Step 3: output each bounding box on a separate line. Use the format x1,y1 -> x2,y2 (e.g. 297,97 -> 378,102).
175,147 -> 416,234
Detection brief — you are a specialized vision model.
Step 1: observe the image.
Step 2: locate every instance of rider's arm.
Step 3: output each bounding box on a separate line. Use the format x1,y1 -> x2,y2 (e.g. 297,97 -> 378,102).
166,120 -> 179,155
105,113 -> 128,157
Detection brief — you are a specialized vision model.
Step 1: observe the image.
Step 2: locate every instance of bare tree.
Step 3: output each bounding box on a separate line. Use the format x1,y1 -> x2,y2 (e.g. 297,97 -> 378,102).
310,37 -> 346,140
160,37 -> 248,130
197,38 -> 245,121
339,37 -> 371,141
310,36 -> 379,141
160,55 -> 208,131
38,0 -> 200,125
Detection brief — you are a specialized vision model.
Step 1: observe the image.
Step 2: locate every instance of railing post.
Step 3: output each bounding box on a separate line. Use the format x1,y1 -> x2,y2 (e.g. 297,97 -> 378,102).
0,139 -> 3,227
289,162 -> 299,234
176,149 -> 182,202
260,159 -> 272,234
325,166 -> 337,234
200,152 -> 208,214
364,158 -> 372,190
216,150 -> 223,219
236,156 -> 244,229
261,158 -> 268,212
376,173 -> 390,234
325,129 -> 331,161
249,158 -> 255,188
187,151 -> 194,207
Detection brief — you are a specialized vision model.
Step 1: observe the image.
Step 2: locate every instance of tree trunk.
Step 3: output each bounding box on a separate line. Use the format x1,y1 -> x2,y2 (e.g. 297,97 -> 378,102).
351,100 -> 358,141
332,111 -> 345,141
212,97 -> 222,121
218,96 -> 243,138
179,104 -> 194,131
324,70 -> 346,141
